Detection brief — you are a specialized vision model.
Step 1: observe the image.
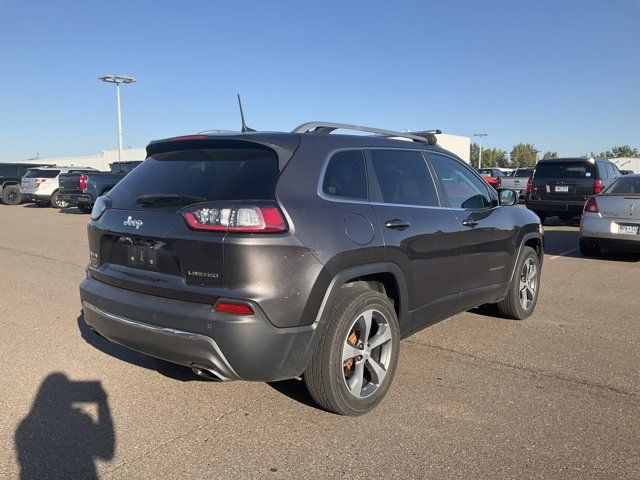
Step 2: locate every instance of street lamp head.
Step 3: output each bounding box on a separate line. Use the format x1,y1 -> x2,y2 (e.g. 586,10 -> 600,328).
473,133 -> 488,137
99,75 -> 137,84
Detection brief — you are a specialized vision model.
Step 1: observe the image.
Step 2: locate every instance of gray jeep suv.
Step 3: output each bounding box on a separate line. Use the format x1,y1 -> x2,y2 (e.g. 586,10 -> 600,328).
79,123 -> 544,415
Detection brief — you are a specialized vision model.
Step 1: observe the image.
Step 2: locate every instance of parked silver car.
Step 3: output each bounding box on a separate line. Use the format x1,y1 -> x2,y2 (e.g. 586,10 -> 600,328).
21,166 -> 97,208
579,174 -> 640,255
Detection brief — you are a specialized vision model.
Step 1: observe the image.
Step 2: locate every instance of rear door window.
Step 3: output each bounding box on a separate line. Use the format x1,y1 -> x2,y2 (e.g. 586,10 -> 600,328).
534,162 -> 595,179
109,146 -> 279,209
429,153 -> 492,209
24,169 -> 60,178
368,150 -> 439,206
322,150 -> 367,199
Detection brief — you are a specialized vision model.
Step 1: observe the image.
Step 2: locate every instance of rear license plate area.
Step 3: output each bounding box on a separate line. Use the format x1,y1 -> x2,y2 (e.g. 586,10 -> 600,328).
554,185 -> 569,193
618,224 -> 639,235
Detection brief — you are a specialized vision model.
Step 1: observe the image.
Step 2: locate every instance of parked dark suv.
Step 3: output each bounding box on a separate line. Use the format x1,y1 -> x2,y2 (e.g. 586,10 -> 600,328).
525,157 -> 621,223
79,123 -> 544,415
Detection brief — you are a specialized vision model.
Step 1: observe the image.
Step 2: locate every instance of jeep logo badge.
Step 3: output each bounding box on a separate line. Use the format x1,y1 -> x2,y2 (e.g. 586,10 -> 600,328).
123,216 -> 144,229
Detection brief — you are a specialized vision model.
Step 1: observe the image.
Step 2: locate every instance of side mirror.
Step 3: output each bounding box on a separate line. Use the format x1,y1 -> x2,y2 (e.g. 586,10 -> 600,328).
498,189 -> 517,206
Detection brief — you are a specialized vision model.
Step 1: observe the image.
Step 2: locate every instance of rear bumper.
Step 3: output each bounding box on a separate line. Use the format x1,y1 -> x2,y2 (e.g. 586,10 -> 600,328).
59,193 -> 93,205
79,276 -> 317,381
580,215 -> 640,250
525,199 -> 585,214
21,193 -> 51,203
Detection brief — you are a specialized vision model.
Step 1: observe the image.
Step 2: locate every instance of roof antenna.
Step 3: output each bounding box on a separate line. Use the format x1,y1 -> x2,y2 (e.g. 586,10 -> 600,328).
237,94 -> 256,132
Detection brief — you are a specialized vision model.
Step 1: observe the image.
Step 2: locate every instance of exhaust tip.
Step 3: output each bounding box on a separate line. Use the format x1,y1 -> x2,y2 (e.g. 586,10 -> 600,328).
191,365 -> 224,381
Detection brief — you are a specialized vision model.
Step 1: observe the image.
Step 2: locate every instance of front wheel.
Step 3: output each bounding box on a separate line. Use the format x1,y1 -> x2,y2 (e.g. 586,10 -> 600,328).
304,287 -> 400,416
496,246 -> 540,320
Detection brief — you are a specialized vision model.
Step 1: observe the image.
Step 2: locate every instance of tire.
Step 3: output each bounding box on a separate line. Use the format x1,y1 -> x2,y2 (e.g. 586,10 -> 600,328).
304,287 -> 400,416
496,246 -> 540,320
579,238 -> 600,256
534,211 -> 547,225
78,203 -> 93,214
1,185 -> 21,205
51,191 -> 69,208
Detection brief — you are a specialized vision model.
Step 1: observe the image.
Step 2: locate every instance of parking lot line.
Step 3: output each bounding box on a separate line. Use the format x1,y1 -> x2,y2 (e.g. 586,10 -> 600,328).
547,247 -> 579,260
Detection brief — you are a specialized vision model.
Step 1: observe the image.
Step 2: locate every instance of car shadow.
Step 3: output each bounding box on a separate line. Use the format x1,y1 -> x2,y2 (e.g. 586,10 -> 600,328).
20,203 -> 44,209
58,208 -> 88,215
543,224 -> 640,262
77,312 -> 205,382
14,373 -> 115,480
267,378 -> 318,409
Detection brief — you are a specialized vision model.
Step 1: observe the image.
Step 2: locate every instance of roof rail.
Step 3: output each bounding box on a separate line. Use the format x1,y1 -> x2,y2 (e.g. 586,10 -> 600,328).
292,122 -> 440,145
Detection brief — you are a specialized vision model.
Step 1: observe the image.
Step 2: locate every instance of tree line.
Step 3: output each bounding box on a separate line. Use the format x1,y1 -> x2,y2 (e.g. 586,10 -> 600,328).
470,144 -> 640,169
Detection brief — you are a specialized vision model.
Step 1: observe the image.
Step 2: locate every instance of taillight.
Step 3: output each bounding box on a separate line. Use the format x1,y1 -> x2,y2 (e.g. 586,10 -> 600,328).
594,178 -> 604,194
584,196 -> 600,214
496,177 -> 501,188
182,204 -> 287,233
214,301 -> 254,315
79,174 -> 88,191
35,179 -> 46,187
526,178 -> 533,193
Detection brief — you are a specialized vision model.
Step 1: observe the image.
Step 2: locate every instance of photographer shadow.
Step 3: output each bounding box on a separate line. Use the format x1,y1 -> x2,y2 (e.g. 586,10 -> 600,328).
15,373 -> 115,480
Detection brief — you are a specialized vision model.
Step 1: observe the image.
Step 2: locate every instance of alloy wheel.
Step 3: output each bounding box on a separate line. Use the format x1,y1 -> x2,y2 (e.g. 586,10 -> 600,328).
519,257 -> 537,310
342,309 -> 393,398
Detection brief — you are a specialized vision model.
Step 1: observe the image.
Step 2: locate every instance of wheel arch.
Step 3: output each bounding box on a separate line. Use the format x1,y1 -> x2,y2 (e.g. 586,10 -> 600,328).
509,231 -> 544,284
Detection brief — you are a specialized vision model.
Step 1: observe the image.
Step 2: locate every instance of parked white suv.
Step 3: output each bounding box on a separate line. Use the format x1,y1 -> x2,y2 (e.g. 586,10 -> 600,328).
21,166 -> 97,208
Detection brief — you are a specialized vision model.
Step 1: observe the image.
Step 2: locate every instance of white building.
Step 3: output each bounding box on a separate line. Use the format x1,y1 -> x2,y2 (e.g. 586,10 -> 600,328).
609,157 -> 640,174
22,147 -> 146,171
434,133 -> 471,163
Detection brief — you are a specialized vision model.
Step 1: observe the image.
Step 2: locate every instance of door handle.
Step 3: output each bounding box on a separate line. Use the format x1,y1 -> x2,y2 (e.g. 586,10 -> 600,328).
462,218 -> 479,228
385,219 -> 411,230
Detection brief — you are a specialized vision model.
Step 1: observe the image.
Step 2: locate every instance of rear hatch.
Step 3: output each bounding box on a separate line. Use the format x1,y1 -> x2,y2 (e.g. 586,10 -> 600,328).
21,169 -> 60,192
531,160 -> 597,203
597,176 -> 640,222
59,172 -> 83,194
88,139 -> 285,303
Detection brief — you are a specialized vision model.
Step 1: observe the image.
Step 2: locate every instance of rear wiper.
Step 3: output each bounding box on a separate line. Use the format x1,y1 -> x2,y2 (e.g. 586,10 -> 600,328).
136,194 -> 206,206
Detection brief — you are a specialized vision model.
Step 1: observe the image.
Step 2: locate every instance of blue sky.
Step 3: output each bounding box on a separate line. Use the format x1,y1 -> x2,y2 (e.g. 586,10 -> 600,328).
1,0 -> 638,162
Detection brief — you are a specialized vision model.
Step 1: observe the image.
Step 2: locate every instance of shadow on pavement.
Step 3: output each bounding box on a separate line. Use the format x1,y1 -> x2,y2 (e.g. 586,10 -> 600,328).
267,378 -> 318,409
14,373 -> 115,480
58,208 -> 87,215
77,312 -> 205,382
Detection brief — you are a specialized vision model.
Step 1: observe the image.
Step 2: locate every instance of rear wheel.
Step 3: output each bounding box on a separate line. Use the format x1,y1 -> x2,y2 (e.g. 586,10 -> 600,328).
1,185 -> 21,205
304,287 -> 400,416
496,246 -> 540,320
51,191 -> 69,209
579,238 -> 600,256
78,203 -> 92,214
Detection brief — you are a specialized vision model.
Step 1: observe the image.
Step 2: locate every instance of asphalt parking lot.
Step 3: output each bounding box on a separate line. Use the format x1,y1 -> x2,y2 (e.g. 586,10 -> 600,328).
0,205 -> 638,480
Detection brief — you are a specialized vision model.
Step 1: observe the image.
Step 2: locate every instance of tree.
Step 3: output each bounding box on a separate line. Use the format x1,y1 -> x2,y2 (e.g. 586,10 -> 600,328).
470,143 -> 480,168
542,151 -> 558,159
510,143 -> 538,167
481,148 -> 509,168
598,146 -> 640,158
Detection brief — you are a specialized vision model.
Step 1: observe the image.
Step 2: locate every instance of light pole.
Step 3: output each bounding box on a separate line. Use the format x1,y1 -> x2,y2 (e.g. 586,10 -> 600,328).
99,75 -> 137,161
473,133 -> 488,169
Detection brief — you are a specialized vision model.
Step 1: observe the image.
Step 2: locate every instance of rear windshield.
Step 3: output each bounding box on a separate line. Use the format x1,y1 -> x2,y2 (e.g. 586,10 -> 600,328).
603,177 -> 640,195
514,169 -> 531,177
109,146 -> 279,207
24,169 -> 60,178
478,169 -> 502,177
534,161 -> 595,179
110,162 -> 141,175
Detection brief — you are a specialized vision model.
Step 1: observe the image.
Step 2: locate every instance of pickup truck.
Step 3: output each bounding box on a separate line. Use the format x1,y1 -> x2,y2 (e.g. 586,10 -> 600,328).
59,161 -> 142,213
0,162 -> 54,205
500,167 -> 533,201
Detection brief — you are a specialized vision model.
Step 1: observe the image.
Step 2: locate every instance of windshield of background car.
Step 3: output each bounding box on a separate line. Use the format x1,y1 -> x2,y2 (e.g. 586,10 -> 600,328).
602,177 -> 640,195
534,161 -> 595,179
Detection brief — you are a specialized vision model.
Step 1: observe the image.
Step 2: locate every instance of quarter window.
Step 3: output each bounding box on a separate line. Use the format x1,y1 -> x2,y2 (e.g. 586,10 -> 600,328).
429,153 -> 492,209
322,150 -> 367,199
369,150 -> 439,206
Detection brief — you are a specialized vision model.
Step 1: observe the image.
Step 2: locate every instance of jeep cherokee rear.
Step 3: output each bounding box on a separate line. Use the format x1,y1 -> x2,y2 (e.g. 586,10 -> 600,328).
80,124 -> 544,415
